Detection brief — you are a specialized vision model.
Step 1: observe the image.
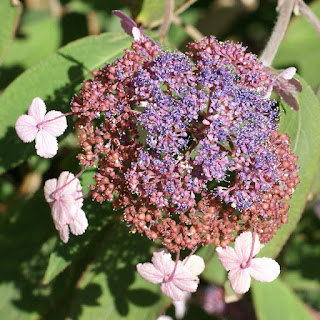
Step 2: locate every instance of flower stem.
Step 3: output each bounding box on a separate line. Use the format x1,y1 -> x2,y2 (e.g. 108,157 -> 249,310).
183,246 -> 198,265
37,112 -> 73,127
297,0 -> 320,37
51,167 -> 87,197
172,15 -> 204,41
260,0 -> 295,66
158,0 -> 175,42
243,228 -> 257,269
167,249 -> 180,282
75,191 -> 92,201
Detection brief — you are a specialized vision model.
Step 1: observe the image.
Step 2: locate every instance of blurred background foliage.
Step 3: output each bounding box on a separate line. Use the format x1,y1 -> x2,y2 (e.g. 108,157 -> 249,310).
1,0 -> 320,319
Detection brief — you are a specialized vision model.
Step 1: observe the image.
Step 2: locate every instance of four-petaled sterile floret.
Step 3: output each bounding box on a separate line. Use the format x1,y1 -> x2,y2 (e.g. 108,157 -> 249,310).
137,248 -> 205,301
216,231 -> 280,294
44,171 -> 88,243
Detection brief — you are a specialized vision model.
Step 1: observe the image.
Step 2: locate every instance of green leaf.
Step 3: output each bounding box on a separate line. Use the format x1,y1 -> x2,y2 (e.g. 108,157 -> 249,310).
67,222 -> 168,320
135,0 -> 196,27
3,16 -> 61,69
252,278 -> 313,320
167,9 -> 200,47
273,0 -> 320,88
0,192 -> 56,319
0,0 -> 21,65
43,200 -> 115,284
197,245 -> 227,286
0,32 -> 133,175
284,270 -> 320,292
259,75 -> 320,258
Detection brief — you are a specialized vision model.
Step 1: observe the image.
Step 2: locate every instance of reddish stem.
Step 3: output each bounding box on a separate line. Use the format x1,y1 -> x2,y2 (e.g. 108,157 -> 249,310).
37,112 -> 73,127
166,250 -> 180,282
51,166 -> 88,197
242,228 -> 257,269
183,246 -> 198,265
75,191 -> 93,201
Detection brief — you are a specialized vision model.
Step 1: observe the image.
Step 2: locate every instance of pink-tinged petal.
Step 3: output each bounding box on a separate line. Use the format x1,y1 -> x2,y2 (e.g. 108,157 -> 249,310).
15,114 -> 38,142
152,248 -> 175,275
183,255 -> 205,276
157,316 -> 173,320
172,264 -> 198,293
51,195 -> 78,227
35,130 -> 58,158
57,171 -> 74,190
69,210 -> 88,235
248,257 -> 280,282
137,262 -> 164,284
44,178 -> 58,203
234,232 -> 260,263
58,224 -> 69,243
132,27 -> 141,41
160,282 -> 186,301
173,292 -> 190,317
28,97 -> 46,123
42,110 -> 67,137
56,172 -> 83,201
216,246 -> 240,271
280,67 -> 296,80
228,267 -> 251,294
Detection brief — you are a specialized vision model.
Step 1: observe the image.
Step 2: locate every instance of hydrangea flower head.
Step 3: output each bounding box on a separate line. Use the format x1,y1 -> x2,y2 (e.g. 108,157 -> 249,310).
15,97 -> 67,158
137,248 -> 205,301
71,33 -> 299,252
216,231 -> 280,294
44,171 -> 88,243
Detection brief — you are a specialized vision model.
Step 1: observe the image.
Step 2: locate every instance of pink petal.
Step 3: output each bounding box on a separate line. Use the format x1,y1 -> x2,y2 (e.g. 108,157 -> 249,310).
172,263 -> 198,293
35,130 -> 58,158
216,246 -> 241,271
28,97 -> 46,123
234,231 -> 260,263
248,257 -> 280,282
132,27 -> 141,41
44,178 -> 58,203
280,67 -> 296,80
57,171 -> 74,189
157,316 -> 173,320
152,249 -> 175,275
69,210 -> 88,235
58,224 -> 70,243
15,114 -> 38,142
57,171 -> 83,199
160,282 -> 186,301
173,293 -> 190,317
137,262 -> 164,284
51,195 -> 78,228
183,255 -> 205,276
228,267 -> 251,294
42,110 -> 67,137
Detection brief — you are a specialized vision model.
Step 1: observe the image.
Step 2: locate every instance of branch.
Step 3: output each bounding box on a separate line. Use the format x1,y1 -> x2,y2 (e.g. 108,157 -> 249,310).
158,0 -> 175,42
297,0 -> 320,38
259,0 -> 295,67
172,15 -> 204,41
